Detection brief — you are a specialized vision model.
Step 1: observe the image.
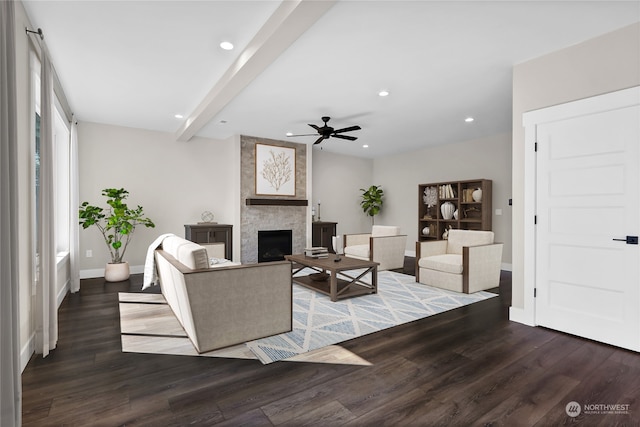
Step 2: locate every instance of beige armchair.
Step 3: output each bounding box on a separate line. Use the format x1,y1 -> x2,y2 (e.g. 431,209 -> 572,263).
416,229 -> 503,293
344,225 -> 407,271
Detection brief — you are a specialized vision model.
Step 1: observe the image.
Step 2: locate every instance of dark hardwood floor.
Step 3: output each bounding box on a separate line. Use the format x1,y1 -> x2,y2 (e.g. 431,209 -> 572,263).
22,259 -> 640,426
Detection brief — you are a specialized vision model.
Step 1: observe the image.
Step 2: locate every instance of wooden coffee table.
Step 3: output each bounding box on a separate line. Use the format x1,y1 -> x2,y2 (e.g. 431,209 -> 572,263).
285,253 -> 378,302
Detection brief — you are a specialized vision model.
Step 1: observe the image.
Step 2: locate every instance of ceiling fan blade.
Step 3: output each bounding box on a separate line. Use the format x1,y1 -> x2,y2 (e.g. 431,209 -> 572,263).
331,134 -> 358,141
333,125 -> 361,134
287,133 -> 318,137
313,136 -> 325,145
308,124 -> 321,131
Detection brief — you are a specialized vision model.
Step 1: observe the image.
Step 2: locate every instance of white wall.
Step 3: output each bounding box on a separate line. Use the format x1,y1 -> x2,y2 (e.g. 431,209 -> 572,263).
312,149 -> 374,236
78,122 -> 238,275
511,22 -> 640,309
373,133 -> 512,260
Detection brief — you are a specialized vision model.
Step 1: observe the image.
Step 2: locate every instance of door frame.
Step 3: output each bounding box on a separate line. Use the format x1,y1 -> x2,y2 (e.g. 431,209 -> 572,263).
514,86 -> 640,327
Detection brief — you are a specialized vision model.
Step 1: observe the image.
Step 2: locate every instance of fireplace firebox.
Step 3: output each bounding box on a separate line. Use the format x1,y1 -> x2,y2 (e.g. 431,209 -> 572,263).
258,230 -> 293,263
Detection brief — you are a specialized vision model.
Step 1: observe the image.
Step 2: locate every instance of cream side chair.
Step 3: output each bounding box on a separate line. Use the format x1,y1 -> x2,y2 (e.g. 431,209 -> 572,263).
416,229 -> 503,293
343,225 -> 407,271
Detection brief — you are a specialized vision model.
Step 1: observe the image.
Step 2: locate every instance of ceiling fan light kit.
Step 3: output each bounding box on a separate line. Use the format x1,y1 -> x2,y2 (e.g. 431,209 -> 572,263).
288,116 -> 361,145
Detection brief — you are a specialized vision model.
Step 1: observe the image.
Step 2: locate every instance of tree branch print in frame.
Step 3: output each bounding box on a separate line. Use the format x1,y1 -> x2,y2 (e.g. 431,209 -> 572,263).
255,144 -> 296,196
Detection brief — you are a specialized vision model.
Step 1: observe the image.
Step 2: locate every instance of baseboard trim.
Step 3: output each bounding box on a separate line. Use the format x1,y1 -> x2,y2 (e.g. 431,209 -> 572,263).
501,263 -> 512,272
509,306 -> 535,326
21,332 -> 35,372
58,279 -> 69,307
80,264 -> 144,279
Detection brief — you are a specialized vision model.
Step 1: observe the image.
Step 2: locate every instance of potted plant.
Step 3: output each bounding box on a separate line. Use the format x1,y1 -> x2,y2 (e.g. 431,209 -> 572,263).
359,185 -> 384,224
79,188 -> 155,282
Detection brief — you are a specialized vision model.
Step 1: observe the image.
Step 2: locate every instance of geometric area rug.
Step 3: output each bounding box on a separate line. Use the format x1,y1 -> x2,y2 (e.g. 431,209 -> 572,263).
119,270 -> 496,365
246,269 -> 496,363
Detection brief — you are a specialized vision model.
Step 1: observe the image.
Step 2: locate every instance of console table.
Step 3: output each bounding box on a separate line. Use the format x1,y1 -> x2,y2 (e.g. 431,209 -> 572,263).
312,221 -> 337,253
184,224 -> 232,260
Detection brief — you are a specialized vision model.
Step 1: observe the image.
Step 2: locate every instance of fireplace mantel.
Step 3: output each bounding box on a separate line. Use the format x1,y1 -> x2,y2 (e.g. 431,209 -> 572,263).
246,198 -> 308,206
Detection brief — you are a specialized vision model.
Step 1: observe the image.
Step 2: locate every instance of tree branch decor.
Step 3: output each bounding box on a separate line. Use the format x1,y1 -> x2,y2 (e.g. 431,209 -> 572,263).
255,144 -> 296,196
262,150 -> 292,191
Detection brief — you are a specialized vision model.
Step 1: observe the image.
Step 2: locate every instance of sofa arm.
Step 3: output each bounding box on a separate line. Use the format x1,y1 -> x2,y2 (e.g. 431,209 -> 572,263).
463,243 -> 503,293
344,233 -> 371,247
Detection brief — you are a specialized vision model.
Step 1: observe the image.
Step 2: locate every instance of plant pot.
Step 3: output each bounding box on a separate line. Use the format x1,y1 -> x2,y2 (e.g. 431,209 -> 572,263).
105,262 -> 130,282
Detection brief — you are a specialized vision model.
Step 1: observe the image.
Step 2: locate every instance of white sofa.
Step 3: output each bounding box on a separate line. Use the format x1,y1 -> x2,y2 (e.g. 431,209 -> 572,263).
343,225 -> 407,271
154,235 -> 292,353
416,229 -> 503,293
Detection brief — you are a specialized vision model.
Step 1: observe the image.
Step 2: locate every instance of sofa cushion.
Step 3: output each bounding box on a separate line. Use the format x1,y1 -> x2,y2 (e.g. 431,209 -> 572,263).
344,244 -> 370,258
162,236 -> 210,270
446,230 -> 494,255
371,225 -> 400,237
418,254 -> 463,274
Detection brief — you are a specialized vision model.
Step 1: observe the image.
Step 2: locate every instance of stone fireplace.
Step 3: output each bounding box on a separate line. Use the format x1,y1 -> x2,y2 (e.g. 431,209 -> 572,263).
240,135 -> 307,263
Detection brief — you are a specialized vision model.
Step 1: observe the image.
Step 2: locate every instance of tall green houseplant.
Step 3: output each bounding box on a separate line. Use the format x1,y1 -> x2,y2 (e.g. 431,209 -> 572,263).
360,185 -> 384,224
79,188 -> 155,265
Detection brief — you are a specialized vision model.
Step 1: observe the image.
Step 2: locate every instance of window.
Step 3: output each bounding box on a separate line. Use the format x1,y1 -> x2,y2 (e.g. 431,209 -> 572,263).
54,104 -> 70,255
31,50 -> 72,273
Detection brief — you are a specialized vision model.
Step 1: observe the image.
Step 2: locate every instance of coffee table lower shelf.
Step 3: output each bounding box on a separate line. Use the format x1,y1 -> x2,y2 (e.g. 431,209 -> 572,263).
285,254 -> 378,302
292,275 -> 375,300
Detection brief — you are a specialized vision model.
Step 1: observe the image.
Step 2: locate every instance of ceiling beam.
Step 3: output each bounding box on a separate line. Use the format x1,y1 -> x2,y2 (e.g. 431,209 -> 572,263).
175,0 -> 336,142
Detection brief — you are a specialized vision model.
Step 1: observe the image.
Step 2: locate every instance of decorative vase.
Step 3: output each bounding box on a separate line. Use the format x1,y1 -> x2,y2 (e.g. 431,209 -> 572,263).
472,188 -> 483,202
453,209 -> 459,220
440,201 -> 455,220
422,226 -> 430,236
105,262 -> 130,282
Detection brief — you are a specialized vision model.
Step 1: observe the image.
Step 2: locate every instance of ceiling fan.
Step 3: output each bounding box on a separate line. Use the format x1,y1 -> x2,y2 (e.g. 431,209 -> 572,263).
288,116 -> 361,145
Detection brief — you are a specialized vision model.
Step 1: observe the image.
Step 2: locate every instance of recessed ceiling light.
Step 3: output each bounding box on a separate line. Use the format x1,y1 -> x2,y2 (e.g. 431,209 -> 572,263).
362,144 -> 369,148
286,132 -> 293,136
465,117 -> 474,123
220,41 -> 234,50
378,90 -> 389,97
174,114 -> 183,119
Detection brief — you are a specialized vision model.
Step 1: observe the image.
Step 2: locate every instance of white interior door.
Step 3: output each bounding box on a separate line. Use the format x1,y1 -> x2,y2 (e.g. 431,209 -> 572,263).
535,100 -> 639,351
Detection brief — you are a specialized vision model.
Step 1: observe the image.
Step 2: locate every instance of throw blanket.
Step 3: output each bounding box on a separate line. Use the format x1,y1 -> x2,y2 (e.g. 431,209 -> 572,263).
142,233 -> 175,290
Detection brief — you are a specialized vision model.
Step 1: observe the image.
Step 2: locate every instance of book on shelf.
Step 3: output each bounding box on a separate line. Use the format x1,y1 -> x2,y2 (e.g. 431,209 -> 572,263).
438,184 -> 456,198
462,188 -> 475,203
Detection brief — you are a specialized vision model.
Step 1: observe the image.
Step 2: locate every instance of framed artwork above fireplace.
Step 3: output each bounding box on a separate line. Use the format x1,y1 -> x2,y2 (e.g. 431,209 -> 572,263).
255,143 -> 296,196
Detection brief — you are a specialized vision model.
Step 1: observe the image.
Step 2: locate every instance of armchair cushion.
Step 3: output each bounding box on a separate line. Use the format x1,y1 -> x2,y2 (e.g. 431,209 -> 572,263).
418,254 -> 463,275
344,244 -> 370,259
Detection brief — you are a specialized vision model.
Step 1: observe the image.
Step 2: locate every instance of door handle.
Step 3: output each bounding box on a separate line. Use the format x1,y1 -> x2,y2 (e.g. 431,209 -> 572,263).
612,236 -> 638,245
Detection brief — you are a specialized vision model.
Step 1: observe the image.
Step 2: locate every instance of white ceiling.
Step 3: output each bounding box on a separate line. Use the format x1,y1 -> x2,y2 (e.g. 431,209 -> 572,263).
22,0 -> 640,158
